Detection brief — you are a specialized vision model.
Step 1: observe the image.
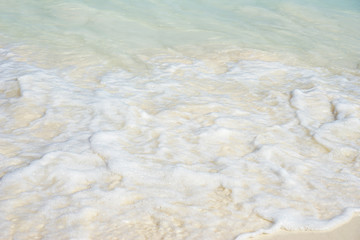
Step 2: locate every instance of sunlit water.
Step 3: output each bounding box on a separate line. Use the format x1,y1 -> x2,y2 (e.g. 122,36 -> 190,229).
0,1 -> 360,239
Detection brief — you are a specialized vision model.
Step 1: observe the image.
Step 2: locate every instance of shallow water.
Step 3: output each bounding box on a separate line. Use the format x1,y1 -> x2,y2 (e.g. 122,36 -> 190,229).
0,1 -> 360,239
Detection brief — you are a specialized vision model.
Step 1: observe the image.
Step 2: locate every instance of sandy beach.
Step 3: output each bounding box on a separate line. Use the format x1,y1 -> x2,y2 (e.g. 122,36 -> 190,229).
254,215 -> 360,240
0,1 -> 359,239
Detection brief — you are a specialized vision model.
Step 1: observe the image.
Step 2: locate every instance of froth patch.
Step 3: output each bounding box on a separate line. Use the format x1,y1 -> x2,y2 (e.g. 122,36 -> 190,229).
290,88 -> 335,131
1,47 -> 360,239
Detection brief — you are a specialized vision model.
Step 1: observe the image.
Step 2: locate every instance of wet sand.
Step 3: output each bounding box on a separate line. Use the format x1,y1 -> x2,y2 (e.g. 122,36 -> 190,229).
253,215 -> 360,240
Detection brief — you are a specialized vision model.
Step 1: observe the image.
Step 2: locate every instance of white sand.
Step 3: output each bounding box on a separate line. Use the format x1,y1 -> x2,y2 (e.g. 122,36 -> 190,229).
253,215 -> 360,240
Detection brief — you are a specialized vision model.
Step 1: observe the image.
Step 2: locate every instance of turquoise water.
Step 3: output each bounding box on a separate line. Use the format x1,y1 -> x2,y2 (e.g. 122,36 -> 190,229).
0,1 -> 360,239
1,0 -> 359,70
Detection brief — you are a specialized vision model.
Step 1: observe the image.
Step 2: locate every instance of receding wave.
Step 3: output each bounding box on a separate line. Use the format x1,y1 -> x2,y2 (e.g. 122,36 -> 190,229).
0,1 -> 360,239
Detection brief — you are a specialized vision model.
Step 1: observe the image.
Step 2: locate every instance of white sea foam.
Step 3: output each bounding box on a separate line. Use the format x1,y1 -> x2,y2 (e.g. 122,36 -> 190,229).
1,45 -> 360,239
1,0 -> 360,239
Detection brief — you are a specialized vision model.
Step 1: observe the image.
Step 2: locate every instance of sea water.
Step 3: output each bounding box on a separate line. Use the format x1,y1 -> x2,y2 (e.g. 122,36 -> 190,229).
0,0 -> 360,239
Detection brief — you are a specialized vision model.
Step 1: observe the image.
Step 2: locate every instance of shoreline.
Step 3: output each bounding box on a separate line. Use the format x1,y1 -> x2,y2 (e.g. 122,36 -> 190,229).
252,215 -> 360,240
